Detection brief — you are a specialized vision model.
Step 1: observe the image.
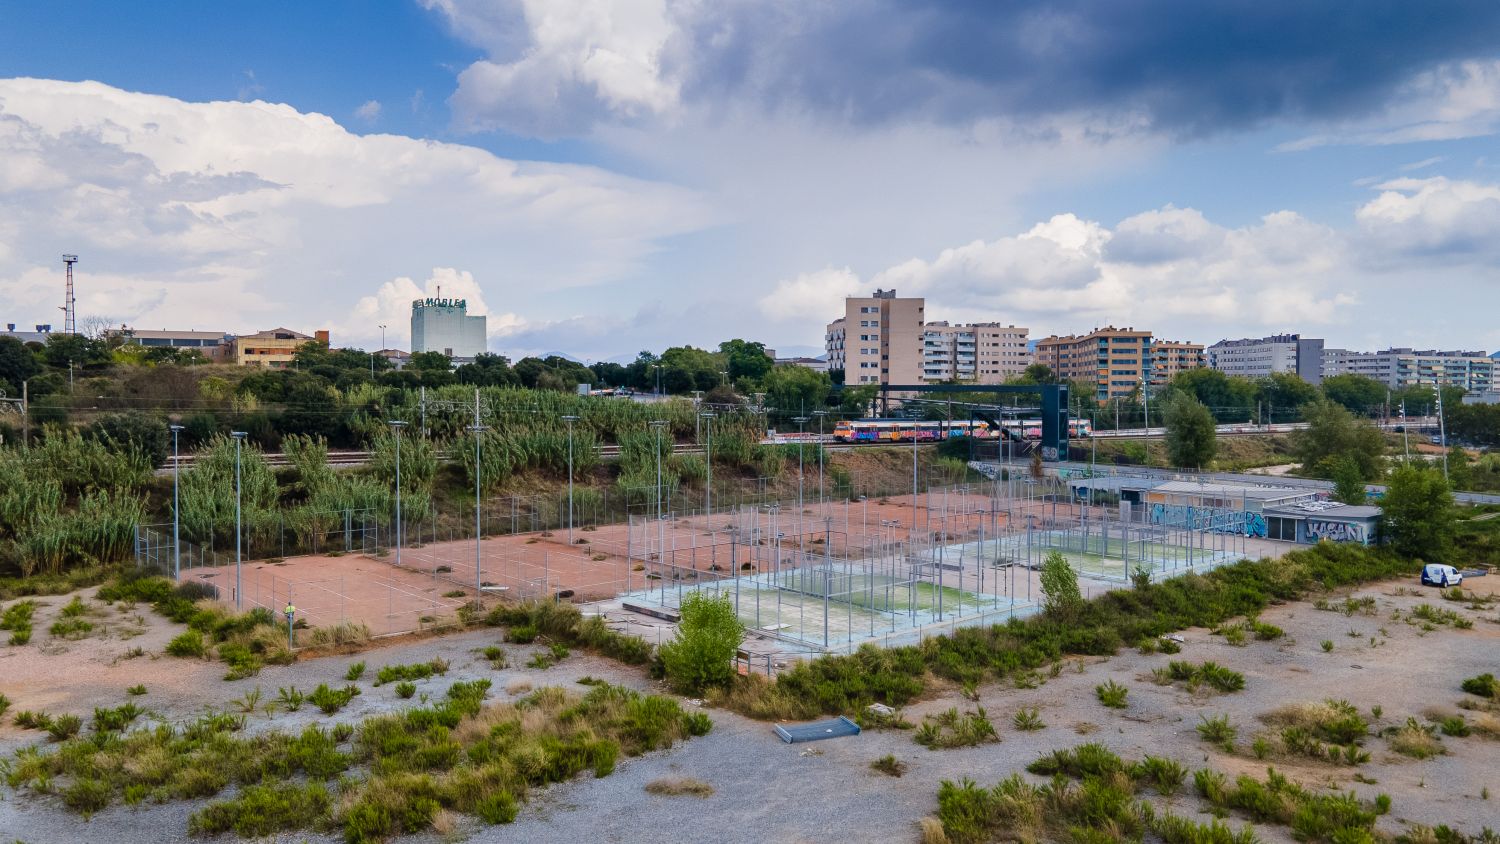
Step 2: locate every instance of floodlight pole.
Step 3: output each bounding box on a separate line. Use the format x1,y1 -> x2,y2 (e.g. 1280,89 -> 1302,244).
794,416 -> 808,514
170,424 -> 184,580
563,415 -> 579,544
1435,385 -> 1448,481
813,410 -> 827,506
230,431 -> 247,609
468,411 -> 486,597
388,420 -> 407,568
700,412 -> 715,518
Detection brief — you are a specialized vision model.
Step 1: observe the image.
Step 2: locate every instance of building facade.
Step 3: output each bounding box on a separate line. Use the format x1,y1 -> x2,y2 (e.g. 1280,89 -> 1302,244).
411,297 -> 487,358
233,328 -> 328,368
1206,334 -> 1324,384
824,289 -> 924,386
920,322 -> 1031,383
115,329 -> 233,361
1149,339 -> 1205,386
1322,348 -> 1495,392
1035,326 -> 1152,402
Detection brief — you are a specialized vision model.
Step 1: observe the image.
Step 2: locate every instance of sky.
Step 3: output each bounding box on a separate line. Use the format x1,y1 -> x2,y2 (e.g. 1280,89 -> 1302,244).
2,1 -> 1500,362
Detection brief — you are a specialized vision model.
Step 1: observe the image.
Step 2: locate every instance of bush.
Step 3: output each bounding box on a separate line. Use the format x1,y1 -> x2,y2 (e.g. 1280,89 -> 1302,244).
165,630 -> 206,658
48,713 -> 82,740
345,661 -> 366,682
1461,673 -> 1498,699
308,683 -> 361,714
659,593 -> 744,695
189,783 -> 331,837
1095,680 -> 1129,709
474,791 -> 519,824
394,681 -> 416,699
1040,551 -> 1084,620
914,708 -> 999,749
1197,715 -> 1238,750
872,754 -> 907,777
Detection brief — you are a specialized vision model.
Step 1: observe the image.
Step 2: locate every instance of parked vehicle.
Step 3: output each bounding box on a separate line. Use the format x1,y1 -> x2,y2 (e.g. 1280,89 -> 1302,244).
1421,563 -> 1463,587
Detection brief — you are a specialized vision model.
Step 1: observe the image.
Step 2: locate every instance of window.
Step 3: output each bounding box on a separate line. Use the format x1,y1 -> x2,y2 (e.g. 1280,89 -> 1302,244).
1266,517 -> 1297,542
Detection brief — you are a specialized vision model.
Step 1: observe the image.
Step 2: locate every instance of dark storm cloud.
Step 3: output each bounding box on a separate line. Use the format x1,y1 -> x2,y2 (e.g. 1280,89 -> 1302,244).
668,0 -> 1500,134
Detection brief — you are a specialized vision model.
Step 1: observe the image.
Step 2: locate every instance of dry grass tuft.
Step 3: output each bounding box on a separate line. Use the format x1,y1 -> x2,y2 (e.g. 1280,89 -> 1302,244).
644,777 -> 714,797
919,816 -> 951,844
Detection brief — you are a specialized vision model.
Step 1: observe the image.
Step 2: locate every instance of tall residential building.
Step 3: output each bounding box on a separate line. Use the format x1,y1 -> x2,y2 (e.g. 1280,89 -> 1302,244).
921,322 -> 1031,383
233,328 -> 328,368
411,296 -> 487,359
1149,339 -> 1205,386
824,289 -> 924,386
1035,326 -> 1152,402
1206,334 -> 1324,384
1323,348 -> 1494,392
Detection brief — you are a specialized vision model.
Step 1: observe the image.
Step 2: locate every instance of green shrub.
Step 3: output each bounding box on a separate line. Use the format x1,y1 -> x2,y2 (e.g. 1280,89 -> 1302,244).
1461,673 -> 1498,699
165,630 -> 205,658
309,683 -> 361,714
126,683 -> 147,696
871,754 -> 907,777
474,791 -> 519,824
394,681 -> 416,699
1096,680 -> 1129,709
189,783 -> 331,837
13,709 -> 51,730
344,661 -> 366,682
48,616 -> 94,639
1040,551 -> 1084,620
659,593 -> 744,694
1012,707 -> 1044,731
374,659 -> 447,686
92,702 -> 144,732
277,686 -> 305,711
47,713 -> 82,740
914,708 -> 998,749
1134,755 -> 1187,795
1197,715 -> 1237,750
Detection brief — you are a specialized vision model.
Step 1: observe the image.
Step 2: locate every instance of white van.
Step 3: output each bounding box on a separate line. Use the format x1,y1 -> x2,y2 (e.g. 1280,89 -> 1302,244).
1421,564 -> 1463,588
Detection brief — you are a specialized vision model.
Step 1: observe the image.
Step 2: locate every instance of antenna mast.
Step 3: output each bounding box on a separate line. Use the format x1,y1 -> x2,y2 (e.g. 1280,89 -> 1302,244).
62,254 -> 78,335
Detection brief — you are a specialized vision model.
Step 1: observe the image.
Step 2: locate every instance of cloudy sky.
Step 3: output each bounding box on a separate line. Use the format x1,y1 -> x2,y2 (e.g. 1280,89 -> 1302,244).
2,1 -> 1500,360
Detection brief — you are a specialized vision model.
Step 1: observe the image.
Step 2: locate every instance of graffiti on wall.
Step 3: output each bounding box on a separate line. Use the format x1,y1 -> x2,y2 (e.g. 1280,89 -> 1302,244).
1149,503 -> 1268,538
1305,520 -> 1365,544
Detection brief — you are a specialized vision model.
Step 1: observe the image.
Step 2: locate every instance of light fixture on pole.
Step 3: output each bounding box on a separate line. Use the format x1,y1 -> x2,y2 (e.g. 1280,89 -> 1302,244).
562,415 -> 579,544
700,412 -> 715,517
229,431 -> 247,609
387,420 -> 408,568
169,424 -> 184,581
466,421 -> 486,597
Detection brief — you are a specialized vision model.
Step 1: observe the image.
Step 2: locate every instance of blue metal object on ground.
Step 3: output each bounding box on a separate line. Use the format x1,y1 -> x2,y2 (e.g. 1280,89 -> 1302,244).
775,716 -> 861,743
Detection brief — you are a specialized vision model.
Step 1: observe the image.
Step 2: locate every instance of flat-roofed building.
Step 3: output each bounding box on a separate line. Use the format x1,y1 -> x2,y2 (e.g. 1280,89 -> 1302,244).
921,322 -> 1031,384
1035,326 -> 1152,402
114,328 -> 233,361
1207,334 -> 1324,384
1322,347 -> 1494,392
233,328 -> 328,368
1149,339 -> 1205,386
824,289 -> 924,387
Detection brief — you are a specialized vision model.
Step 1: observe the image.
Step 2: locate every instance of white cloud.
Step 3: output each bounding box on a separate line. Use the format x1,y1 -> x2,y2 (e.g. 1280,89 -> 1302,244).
757,267 -> 862,325
1355,176 -> 1500,257
1281,60 -> 1500,150
0,78 -> 710,350
354,99 -> 382,123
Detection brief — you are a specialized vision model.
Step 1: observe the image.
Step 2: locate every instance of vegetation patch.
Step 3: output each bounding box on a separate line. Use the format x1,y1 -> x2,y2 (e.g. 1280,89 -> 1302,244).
6,680 -> 709,841
914,707 -> 998,749
1193,766 -> 1389,843
871,754 -> 907,777
1461,673 -> 1498,700
644,776 -> 715,797
1256,699 -> 1372,765
485,601 -> 653,666
1152,660 -> 1246,694
373,658 -> 449,686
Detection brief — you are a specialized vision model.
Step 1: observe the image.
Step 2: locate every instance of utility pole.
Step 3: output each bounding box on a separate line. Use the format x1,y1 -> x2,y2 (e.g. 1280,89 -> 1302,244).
469,387 -> 485,597
388,420 -> 407,567
230,431 -> 247,609
563,414 -> 579,544
1435,385 -> 1449,481
170,424 -> 184,580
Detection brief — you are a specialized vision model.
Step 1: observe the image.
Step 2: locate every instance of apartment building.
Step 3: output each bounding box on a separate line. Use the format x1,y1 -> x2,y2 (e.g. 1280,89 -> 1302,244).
113,328 -> 234,361
921,322 -> 1031,383
1149,339 -> 1205,386
233,328 -> 329,368
1035,326 -> 1152,402
825,290 -> 924,386
1323,348 -> 1494,392
1207,334 -> 1324,384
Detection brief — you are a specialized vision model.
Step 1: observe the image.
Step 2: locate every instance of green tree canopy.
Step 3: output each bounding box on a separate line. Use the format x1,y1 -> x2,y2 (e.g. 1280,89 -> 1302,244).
659,592 -> 744,694
1162,393 -> 1217,469
1380,463 -> 1456,562
1320,374 -> 1386,415
1330,456 -> 1367,505
1039,551 -> 1084,621
718,339 -> 773,384
1161,368 -> 1256,422
1254,372 -> 1319,422
1292,398 -> 1386,479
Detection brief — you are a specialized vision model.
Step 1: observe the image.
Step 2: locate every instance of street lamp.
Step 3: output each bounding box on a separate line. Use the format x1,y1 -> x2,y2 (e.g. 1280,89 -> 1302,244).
812,410 -> 828,505
169,424 -> 184,580
467,422 -> 486,596
387,420 -> 408,568
229,431 -> 247,609
562,415 -> 579,543
794,416 -> 808,513
648,420 -> 669,522
700,412 -> 715,517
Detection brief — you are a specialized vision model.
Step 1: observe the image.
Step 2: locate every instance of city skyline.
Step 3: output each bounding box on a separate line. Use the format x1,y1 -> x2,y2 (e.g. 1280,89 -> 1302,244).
3,3 -> 1500,360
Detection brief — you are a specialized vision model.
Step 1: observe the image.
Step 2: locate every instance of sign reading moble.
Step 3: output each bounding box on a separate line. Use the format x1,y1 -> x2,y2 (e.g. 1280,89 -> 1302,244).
412,298 -> 467,310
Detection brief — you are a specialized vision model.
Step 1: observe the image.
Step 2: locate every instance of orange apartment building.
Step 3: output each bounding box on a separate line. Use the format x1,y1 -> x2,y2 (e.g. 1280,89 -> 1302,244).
1034,326 -> 1153,402
233,328 -> 329,368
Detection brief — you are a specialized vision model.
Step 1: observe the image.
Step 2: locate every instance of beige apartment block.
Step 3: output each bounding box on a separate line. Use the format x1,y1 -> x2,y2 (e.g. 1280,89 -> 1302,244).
922,321 -> 1031,383
1149,339 -> 1205,386
1035,326 -> 1152,402
825,290 -> 924,387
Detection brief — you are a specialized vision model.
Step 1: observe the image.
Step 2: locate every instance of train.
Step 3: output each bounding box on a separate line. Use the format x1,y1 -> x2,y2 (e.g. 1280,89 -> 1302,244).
831,418 -> 1091,443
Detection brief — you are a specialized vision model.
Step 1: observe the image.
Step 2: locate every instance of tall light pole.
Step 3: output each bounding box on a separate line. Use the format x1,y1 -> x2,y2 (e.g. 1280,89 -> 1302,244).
1435,384 -> 1449,481
388,420 -> 407,568
467,420 -> 486,596
230,431 -> 247,609
562,415 -> 579,543
170,424 -> 184,580
700,412 -> 715,517
813,410 -> 827,505
649,420 -> 669,522
794,416 -> 808,513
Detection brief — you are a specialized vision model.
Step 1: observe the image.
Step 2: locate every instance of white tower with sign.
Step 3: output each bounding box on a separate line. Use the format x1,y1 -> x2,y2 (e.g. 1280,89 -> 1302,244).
410,295 -> 486,358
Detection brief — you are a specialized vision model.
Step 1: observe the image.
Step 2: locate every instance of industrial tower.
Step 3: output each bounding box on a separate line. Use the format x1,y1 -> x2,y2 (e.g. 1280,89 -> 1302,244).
62,254 -> 77,335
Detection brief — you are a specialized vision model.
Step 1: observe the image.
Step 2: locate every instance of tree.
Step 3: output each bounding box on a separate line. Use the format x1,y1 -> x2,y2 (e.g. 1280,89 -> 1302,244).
1320,374 -> 1386,416
1162,369 -> 1255,422
456,353 -> 519,388
718,339 -> 772,384
1446,447 -> 1474,492
408,351 -> 452,372
1292,398 -> 1386,479
85,412 -> 170,467
1330,456 -> 1367,505
658,592 -> 744,694
760,364 -> 831,424
1039,551 -> 1084,620
1381,463 -> 1456,562
1254,372 -> 1319,422
1022,363 -> 1055,383
0,335 -> 41,395
1162,393 -> 1217,469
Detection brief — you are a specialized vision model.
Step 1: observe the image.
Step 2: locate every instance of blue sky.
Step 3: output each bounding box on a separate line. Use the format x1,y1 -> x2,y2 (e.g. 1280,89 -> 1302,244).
2,1 -> 1499,360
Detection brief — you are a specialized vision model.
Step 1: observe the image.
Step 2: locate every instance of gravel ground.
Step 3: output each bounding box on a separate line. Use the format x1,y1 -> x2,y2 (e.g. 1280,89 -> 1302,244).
3,579 -> 1498,843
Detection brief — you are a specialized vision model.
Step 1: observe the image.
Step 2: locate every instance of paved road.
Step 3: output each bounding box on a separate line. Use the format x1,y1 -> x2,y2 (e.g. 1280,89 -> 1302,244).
1034,460 -> 1500,506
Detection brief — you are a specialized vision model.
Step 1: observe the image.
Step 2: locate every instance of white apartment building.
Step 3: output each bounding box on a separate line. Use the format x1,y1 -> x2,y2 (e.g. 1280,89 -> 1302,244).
921,322 -> 1031,383
1323,348 -> 1495,392
1207,334 -> 1324,384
